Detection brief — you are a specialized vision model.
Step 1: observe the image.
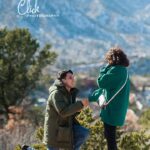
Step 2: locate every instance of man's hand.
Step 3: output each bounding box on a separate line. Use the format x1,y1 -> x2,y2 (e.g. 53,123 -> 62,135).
81,99 -> 89,107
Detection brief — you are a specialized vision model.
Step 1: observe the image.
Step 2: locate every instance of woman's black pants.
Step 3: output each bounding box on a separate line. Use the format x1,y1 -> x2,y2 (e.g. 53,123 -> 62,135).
104,123 -> 117,150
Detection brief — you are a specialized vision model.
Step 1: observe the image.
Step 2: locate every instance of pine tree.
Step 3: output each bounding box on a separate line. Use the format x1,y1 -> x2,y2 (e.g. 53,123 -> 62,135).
0,28 -> 57,120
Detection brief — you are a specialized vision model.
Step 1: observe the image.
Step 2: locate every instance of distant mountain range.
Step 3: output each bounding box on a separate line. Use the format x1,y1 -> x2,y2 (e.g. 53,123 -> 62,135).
0,0 -> 150,74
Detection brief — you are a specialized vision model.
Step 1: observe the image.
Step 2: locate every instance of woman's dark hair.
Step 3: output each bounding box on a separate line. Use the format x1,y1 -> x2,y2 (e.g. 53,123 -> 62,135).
57,70 -> 73,80
105,47 -> 130,67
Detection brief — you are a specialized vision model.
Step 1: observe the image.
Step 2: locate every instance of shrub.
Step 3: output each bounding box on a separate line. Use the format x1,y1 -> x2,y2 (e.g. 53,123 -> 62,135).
15,108 -> 150,150
139,108 -> 150,129
118,130 -> 150,150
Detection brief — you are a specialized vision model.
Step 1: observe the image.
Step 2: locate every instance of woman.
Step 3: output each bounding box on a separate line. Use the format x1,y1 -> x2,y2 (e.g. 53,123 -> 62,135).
89,47 -> 130,150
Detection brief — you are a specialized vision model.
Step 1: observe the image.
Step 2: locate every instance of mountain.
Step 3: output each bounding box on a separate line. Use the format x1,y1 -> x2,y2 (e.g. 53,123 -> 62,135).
0,0 -> 150,74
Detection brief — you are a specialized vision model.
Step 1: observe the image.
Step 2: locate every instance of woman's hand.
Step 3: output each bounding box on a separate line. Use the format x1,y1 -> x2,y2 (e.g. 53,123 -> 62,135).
100,103 -> 107,109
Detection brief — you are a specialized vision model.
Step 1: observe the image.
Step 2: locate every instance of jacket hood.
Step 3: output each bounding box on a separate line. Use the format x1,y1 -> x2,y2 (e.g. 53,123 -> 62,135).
49,79 -> 79,95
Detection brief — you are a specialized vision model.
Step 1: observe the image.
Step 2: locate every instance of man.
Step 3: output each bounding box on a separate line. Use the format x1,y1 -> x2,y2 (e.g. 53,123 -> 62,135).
43,70 -> 89,150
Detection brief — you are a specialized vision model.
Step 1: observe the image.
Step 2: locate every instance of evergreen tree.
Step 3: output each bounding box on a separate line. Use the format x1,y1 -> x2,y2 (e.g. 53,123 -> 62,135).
0,28 -> 57,120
